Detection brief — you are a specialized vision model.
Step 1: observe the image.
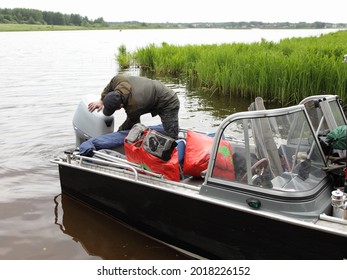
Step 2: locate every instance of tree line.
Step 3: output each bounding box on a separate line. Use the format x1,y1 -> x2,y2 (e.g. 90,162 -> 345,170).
0,8 -> 108,27
1,8 -> 346,30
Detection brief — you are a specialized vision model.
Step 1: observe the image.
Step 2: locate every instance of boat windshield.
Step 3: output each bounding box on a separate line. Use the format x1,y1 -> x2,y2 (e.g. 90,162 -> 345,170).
209,106 -> 327,192
301,95 -> 346,134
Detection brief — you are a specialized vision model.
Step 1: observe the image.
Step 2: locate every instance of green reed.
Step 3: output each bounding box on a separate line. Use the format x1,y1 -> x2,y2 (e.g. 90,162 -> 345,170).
127,31 -> 347,105
116,44 -> 133,69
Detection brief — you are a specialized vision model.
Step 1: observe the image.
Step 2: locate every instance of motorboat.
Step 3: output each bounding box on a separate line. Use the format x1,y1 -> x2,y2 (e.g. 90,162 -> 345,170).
51,94 -> 347,259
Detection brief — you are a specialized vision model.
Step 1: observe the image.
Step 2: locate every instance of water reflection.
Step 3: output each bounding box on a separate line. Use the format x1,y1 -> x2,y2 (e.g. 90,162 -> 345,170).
54,193 -> 192,260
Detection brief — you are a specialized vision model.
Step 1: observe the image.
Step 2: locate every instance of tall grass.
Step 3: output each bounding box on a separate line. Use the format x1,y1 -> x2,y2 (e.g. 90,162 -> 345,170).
125,31 -> 347,105
116,44 -> 133,69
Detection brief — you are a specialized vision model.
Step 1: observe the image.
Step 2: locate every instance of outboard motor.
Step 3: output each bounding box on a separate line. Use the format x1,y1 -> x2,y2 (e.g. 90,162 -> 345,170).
72,95 -> 114,147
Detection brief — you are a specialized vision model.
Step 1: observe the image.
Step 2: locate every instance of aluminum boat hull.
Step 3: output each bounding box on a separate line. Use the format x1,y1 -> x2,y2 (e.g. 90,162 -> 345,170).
58,164 -> 346,259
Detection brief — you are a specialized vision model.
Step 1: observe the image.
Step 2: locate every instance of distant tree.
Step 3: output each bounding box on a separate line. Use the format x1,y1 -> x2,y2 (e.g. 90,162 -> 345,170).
63,14 -> 70,25
0,8 -> 96,26
42,11 -> 53,25
296,22 -> 309,28
70,14 -> 82,26
93,17 -> 108,27
52,12 -> 65,25
313,21 -> 326,28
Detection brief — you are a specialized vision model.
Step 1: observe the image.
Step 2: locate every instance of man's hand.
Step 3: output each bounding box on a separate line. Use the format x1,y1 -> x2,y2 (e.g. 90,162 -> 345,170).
88,100 -> 103,112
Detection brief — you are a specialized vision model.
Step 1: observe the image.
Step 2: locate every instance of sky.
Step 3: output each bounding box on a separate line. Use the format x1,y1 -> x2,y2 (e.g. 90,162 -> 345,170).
1,0 -> 346,24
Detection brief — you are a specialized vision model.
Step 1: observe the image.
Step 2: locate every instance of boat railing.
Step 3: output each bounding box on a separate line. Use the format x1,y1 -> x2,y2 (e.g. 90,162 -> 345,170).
61,148 -> 165,181
74,154 -> 141,181
92,150 -> 164,179
65,151 -> 167,182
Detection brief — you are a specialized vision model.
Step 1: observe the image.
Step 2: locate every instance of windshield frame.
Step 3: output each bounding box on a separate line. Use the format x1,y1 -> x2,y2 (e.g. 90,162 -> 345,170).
204,104 -> 328,197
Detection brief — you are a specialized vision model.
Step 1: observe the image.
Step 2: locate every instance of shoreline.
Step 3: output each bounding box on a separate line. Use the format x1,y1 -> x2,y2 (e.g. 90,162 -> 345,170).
1,23 -> 345,32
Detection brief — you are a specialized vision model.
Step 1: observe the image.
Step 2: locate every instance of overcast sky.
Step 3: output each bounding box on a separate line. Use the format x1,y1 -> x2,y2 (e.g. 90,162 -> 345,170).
1,0 -> 346,23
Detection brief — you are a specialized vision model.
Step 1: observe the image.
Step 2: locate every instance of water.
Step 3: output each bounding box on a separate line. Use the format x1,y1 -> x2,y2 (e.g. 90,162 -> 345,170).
0,28 -> 339,259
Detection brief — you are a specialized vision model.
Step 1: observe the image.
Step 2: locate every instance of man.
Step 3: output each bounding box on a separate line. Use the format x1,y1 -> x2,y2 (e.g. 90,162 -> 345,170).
88,74 -> 180,139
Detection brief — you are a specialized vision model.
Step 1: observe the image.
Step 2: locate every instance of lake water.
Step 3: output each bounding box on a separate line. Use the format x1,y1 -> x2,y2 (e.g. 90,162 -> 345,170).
0,28 -> 340,260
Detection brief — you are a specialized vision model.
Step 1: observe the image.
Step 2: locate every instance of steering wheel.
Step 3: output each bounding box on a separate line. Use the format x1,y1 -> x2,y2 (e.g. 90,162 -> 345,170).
240,158 -> 269,183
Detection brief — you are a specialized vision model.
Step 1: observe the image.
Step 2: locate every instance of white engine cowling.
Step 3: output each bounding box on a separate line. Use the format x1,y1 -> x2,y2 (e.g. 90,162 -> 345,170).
72,94 -> 114,147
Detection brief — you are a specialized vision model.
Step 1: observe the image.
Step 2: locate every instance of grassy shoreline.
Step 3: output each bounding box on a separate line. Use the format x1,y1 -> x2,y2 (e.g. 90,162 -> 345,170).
1,23 -> 346,32
0,23 -> 116,32
126,30 -> 347,105
0,23 -> 184,32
